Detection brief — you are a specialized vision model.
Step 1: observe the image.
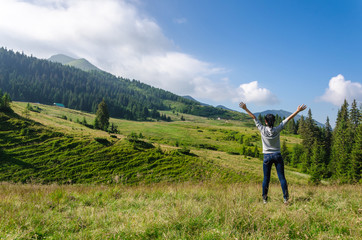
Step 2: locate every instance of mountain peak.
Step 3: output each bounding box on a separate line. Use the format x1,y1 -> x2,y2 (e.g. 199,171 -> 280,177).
48,54 -> 76,64
48,54 -> 100,72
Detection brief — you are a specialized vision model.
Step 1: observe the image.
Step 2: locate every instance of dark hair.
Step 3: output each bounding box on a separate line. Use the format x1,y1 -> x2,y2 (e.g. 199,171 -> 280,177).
265,114 -> 275,128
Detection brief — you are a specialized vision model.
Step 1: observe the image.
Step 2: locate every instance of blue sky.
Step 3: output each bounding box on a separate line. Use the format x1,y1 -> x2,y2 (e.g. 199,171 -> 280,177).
0,0 -> 361,126
142,0 -> 362,123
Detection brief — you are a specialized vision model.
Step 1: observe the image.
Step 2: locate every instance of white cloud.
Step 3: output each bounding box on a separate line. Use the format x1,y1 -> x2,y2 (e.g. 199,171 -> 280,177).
234,81 -> 279,105
319,74 -> 362,106
0,0 -> 277,106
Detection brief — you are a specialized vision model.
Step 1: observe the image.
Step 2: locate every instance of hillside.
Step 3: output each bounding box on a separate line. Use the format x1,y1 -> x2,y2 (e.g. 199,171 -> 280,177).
0,102 -> 309,185
49,54 -> 101,71
0,47 -> 247,121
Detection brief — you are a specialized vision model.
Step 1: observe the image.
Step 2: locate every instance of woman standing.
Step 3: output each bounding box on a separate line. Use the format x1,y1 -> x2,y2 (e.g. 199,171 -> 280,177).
239,102 -> 307,204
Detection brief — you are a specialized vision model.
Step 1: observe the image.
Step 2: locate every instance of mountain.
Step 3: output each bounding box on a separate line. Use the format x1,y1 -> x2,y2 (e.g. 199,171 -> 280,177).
0,47 -> 248,121
254,110 -> 325,127
182,96 -> 236,111
216,105 -> 234,111
48,54 -> 76,64
182,95 -> 210,106
48,54 -> 101,71
255,110 -> 299,120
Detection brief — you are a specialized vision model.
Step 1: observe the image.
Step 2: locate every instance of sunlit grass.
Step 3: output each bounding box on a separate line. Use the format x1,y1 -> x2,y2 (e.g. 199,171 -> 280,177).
0,183 -> 360,239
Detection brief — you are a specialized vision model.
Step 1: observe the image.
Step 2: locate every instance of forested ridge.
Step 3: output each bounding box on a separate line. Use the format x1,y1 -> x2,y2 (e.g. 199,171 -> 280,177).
0,47 -> 246,121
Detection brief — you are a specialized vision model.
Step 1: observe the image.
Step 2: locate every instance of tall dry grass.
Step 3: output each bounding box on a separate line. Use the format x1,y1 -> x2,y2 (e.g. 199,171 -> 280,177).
0,182 -> 360,239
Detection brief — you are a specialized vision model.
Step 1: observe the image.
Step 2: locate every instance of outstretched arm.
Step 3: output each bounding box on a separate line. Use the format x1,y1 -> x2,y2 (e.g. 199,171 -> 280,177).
286,104 -> 307,122
239,102 -> 256,120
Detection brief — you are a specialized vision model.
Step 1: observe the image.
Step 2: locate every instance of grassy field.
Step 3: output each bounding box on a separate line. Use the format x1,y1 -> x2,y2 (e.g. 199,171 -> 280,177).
0,183 -> 360,239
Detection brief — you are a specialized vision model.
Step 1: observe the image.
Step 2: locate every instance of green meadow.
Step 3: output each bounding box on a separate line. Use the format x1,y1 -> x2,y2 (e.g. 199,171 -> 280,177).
0,183 -> 360,239
0,102 -> 361,239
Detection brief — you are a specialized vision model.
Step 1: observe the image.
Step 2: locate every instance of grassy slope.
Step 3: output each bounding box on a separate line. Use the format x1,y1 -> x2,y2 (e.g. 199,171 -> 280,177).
0,109 -> 237,184
1,102 -> 309,185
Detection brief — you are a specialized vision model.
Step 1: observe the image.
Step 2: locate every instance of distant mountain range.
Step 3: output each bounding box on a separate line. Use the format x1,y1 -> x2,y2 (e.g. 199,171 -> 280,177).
48,54 -> 100,72
182,95 -> 210,106
182,96 -> 234,111
255,110 -> 325,127
183,95 -> 325,127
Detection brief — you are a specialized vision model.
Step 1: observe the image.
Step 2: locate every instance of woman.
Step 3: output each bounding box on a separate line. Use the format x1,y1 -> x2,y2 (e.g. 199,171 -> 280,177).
239,102 -> 307,204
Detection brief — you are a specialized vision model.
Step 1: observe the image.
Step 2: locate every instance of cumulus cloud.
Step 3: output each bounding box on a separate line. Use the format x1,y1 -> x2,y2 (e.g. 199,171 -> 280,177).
234,81 -> 279,105
319,74 -> 362,106
0,0 -> 277,106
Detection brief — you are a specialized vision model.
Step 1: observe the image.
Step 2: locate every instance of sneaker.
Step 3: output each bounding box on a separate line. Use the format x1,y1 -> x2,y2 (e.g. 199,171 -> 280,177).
283,198 -> 288,205
263,199 -> 267,204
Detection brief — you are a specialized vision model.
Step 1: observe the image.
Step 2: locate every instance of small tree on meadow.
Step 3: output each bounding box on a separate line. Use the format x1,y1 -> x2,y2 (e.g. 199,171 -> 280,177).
95,99 -> 109,130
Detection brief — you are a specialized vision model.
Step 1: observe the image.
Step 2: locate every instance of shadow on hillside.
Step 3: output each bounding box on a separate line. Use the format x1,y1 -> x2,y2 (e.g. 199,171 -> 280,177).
0,110 -> 43,131
0,150 -> 35,169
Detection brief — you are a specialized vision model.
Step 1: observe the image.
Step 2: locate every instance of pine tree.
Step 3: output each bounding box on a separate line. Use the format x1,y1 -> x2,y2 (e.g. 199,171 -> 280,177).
349,101 -> 361,182
297,115 -> 306,136
95,99 -> 110,130
322,117 -> 333,177
290,144 -> 304,168
309,140 -> 326,184
350,124 -> 361,182
350,99 -> 360,133
331,100 -> 352,182
2,92 -> 11,109
299,109 -> 319,172
286,119 -> 297,134
0,91 -> 11,112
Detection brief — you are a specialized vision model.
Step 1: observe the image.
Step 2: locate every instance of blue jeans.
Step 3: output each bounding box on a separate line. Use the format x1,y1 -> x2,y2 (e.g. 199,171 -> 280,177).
262,152 -> 289,200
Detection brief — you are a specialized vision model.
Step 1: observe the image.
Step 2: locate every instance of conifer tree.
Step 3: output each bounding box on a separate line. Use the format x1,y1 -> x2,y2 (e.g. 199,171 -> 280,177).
297,115 -> 306,136
309,140 -> 326,184
349,100 -> 361,182
290,144 -> 304,168
299,109 -> 319,172
95,99 -> 109,130
0,91 -> 11,112
331,100 -> 352,182
350,99 -> 360,138
322,117 -> 333,176
286,119 -> 297,134
350,124 -> 361,182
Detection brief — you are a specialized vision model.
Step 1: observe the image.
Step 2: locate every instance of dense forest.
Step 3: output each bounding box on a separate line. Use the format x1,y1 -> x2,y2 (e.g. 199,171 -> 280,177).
0,48 -> 246,121
283,100 -> 361,183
